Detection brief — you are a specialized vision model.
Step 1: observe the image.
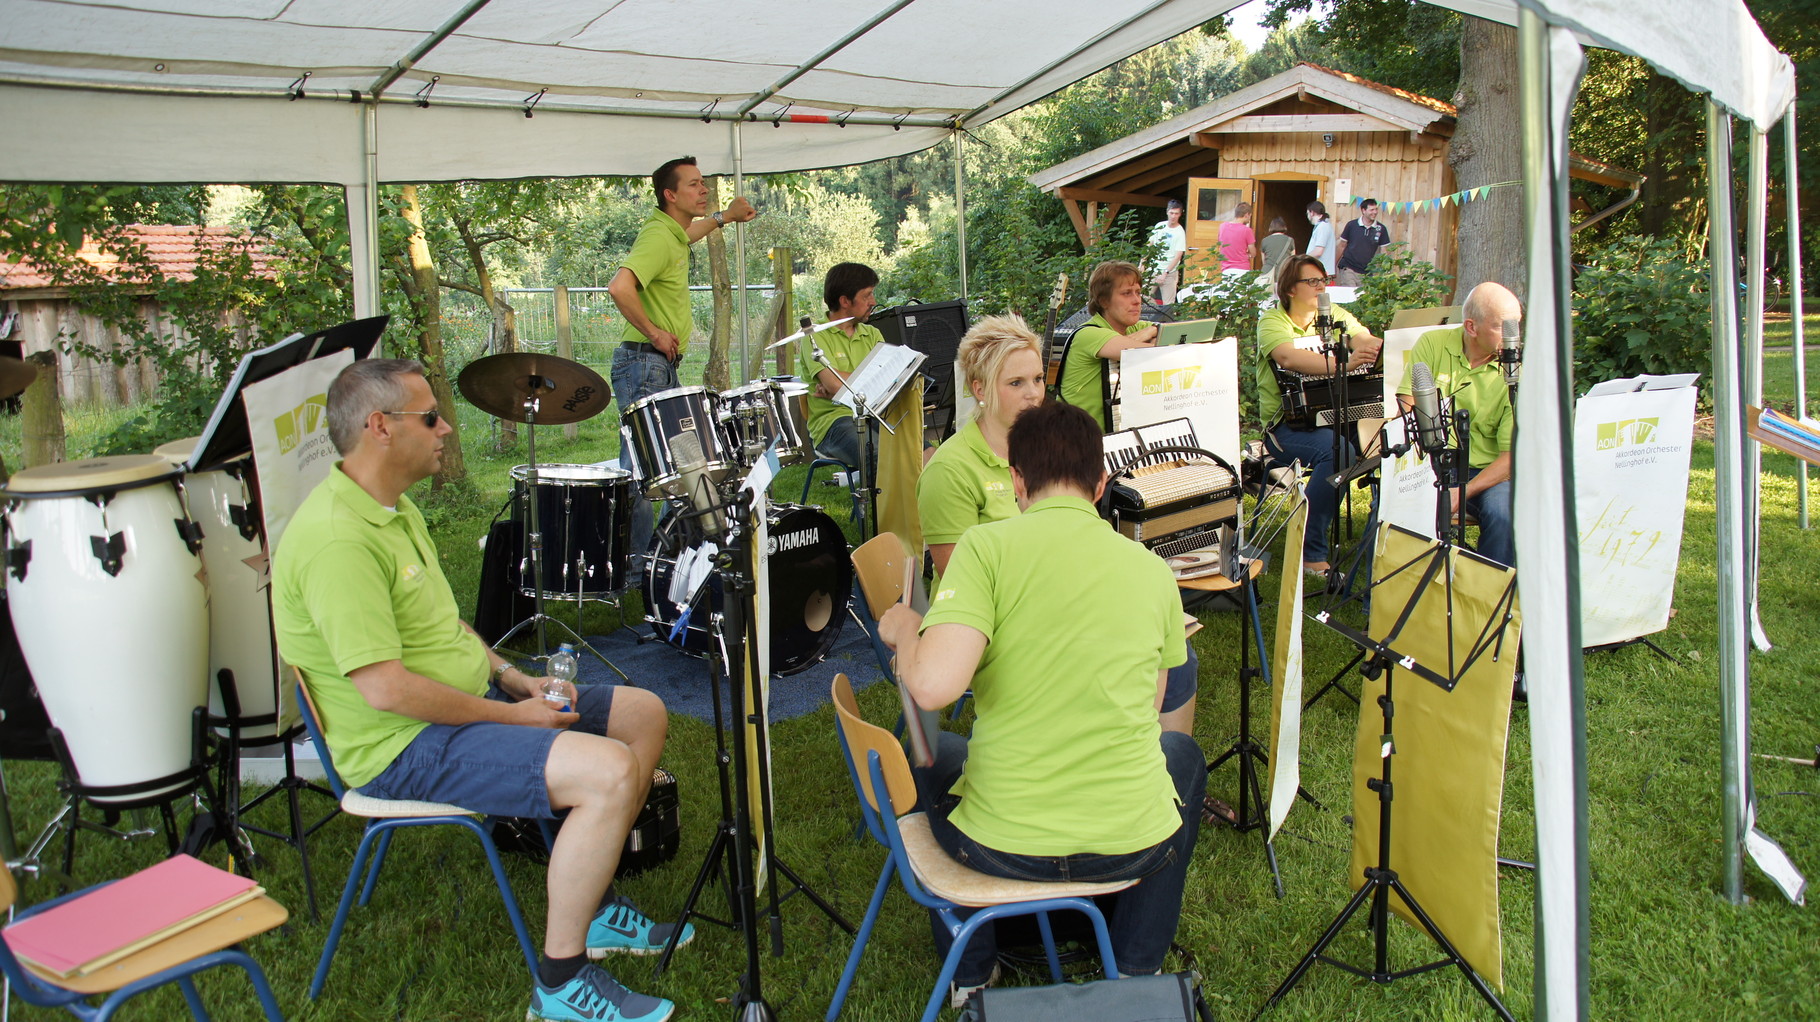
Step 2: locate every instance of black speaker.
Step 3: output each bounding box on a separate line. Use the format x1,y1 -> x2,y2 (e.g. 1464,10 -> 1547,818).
870,300 -> 969,436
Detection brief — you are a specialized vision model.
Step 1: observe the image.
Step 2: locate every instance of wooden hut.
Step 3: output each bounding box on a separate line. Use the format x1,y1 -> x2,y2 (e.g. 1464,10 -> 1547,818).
1030,62 -> 1642,282
0,224 -> 280,404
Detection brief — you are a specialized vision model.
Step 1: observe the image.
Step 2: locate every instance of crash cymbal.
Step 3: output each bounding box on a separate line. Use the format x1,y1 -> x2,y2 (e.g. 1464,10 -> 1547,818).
763,317 -> 853,351
0,357 -> 37,401
457,352 -> 610,425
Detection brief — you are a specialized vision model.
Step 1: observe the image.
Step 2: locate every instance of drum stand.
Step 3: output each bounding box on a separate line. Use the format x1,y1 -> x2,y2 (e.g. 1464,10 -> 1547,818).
493,394 -> 629,681
652,490 -> 853,1020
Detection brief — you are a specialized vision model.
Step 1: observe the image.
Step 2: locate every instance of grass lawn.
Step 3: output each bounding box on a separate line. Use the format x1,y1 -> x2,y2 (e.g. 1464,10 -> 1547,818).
0,325 -> 1815,1021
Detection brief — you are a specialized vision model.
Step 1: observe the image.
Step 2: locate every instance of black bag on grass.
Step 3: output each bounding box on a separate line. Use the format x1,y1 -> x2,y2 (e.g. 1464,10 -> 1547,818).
959,972 -> 1214,1022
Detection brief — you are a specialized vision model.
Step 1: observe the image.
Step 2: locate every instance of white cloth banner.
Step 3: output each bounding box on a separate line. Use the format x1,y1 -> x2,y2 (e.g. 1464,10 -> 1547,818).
244,349 -> 355,551
1118,338 -> 1241,471
1573,383 -> 1697,647
1378,418 -> 1439,538
1267,490 -> 1308,841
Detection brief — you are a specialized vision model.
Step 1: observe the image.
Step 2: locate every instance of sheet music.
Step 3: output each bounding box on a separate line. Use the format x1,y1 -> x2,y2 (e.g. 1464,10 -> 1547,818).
835,342 -> 926,416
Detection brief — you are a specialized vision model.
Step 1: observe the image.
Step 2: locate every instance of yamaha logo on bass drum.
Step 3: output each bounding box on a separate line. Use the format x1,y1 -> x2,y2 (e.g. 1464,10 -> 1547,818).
767,529 -> 820,556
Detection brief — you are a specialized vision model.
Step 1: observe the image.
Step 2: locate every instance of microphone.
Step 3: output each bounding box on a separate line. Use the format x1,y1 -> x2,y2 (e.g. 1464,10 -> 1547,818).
1499,317 -> 1522,388
670,429 -> 726,540
1409,361 -> 1448,455
1316,292 -> 1334,338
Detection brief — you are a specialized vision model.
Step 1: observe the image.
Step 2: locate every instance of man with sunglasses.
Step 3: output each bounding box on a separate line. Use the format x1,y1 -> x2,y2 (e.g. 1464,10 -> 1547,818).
608,156 -> 759,561
275,359 -> 686,1022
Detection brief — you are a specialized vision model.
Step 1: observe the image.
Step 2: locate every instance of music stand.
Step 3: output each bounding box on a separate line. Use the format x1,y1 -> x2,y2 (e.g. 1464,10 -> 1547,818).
811,338 -> 924,541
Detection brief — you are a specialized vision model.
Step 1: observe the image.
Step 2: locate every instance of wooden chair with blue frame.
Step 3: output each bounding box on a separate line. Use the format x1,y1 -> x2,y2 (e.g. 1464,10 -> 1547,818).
0,867 -> 287,1021
292,671 -> 545,1000
826,672 -> 1134,1022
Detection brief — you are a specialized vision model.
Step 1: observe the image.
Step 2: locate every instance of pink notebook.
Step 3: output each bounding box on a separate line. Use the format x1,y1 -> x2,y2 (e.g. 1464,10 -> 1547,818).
4,854 -> 261,976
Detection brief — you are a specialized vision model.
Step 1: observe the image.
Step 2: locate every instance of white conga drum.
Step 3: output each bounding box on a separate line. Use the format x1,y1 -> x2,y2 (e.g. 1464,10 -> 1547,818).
3,456 -> 208,803
157,437 -> 289,739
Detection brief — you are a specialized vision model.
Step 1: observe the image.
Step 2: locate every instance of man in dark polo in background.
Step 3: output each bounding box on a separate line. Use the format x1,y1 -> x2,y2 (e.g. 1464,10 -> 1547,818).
607,156 -> 758,559
1335,198 -> 1391,287
274,358 -> 688,1022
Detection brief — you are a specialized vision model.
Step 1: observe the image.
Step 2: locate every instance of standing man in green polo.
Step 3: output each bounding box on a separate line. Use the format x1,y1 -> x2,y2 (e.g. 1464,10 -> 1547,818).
608,156 -> 758,560
797,261 -> 884,471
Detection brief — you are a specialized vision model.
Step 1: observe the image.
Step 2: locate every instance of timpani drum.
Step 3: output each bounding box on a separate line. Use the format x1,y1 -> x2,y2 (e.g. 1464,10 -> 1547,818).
508,463 -> 634,600
719,378 -> 813,467
621,386 -> 737,500
2,456 -> 208,803
156,437 -> 289,739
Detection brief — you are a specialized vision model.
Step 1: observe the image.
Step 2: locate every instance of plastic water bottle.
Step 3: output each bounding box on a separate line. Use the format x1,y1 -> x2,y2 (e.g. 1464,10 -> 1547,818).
543,644 -> 577,712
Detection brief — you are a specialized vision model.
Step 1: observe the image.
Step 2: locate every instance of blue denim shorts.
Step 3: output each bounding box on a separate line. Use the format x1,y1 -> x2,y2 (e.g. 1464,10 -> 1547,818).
356,682 -> 616,819
1160,642 -> 1198,713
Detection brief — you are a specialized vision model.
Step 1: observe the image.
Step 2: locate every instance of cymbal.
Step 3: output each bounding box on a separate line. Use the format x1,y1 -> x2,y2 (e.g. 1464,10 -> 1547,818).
764,317 -> 853,351
457,353 -> 610,425
0,357 -> 36,401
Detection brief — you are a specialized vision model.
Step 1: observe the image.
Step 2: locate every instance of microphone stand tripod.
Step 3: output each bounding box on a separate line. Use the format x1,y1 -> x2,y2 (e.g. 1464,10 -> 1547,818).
810,339 -> 897,542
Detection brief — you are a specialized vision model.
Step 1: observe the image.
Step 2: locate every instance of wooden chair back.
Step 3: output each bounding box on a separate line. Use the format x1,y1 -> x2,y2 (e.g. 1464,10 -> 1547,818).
830,673 -> 916,820
850,531 -> 913,621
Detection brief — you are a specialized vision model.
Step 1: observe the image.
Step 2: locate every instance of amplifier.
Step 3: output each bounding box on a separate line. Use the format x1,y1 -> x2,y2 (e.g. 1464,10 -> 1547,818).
871,300 -> 968,432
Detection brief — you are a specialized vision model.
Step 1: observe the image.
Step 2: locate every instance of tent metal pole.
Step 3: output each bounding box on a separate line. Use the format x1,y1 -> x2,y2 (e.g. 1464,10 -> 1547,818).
1745,127 -> 1771,651
349,100 -> 382,323
733,122 -> 750,384
1786,105 -> 1809,528
733,0 -> 917,117
954,130 -> 968,305
1518,12 -> 1590,1019
368,0 -> 494,97
1706,100 -> 1749,905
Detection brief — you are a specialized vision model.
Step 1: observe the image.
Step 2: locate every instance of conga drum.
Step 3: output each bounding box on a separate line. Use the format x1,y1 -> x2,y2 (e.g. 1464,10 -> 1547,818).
2,456 -> 208,803
156,437 -> 288,739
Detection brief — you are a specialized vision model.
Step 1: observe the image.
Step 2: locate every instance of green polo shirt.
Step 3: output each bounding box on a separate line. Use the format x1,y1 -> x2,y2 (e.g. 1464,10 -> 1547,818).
618,209 -> 695,356
1060,314 -> 1140,432
917,418 -> 1018,547
797,321 -> 885,443
272,465 -> 491,788
923,495 -> 1186,856
1398,325 -> 1512,470
1255,303 -> 1367,427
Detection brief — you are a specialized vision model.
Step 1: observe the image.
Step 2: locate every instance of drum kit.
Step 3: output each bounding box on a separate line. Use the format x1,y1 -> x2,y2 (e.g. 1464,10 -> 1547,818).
459,350 -> 850,672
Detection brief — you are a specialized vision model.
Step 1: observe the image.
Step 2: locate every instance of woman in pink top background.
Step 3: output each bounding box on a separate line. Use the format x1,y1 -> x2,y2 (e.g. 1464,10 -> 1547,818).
1217,201 -> 1258,271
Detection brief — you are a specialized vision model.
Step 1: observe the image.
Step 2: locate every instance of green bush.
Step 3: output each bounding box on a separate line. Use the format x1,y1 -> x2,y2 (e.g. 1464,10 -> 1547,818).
1175,272 -> 1271,431
1345,243 -> 1454,336
1571,234 -> 1712,400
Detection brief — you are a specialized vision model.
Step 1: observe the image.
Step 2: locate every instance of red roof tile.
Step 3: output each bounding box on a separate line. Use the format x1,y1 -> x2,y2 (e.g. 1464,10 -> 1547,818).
1297,61 -> 1458,118
0,224 -> 280,292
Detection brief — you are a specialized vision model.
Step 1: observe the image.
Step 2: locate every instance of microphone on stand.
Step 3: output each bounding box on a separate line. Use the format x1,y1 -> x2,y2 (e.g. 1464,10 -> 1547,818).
671,430 -> 726,540
1316,291 -> 1335,339
1409,362 -> 1448,456
1499,317 -> 1522,389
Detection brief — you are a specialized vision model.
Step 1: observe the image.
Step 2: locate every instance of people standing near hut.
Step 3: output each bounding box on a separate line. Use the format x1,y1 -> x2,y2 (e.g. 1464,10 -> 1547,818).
1218,202 -> 1259,273
1336,198 -> 1391,287
1305,201 -> 1337,278
1259,217 -> 1296,285
1146,199 -> 1187,305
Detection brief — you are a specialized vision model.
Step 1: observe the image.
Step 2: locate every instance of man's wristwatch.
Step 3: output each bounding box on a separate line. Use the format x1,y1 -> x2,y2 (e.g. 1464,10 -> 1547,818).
711,209 -> 725,226
493,661 -> 513,682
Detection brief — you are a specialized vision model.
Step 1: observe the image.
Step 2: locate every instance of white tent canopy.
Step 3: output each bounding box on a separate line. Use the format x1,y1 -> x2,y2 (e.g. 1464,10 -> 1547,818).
0,3 -> 1801,1020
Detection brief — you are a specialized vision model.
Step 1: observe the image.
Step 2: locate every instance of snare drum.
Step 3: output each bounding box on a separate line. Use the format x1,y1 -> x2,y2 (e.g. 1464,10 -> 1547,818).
3,456 -> 208,803
509,463 -> 634,600
156,437 -> 289,739
621,386 -> 736,500
720,378 -> 813,467
644,504 -> 851,676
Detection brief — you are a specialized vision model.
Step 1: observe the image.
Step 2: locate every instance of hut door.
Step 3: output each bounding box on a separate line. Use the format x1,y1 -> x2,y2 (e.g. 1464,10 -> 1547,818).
1184,177 -> 1253,282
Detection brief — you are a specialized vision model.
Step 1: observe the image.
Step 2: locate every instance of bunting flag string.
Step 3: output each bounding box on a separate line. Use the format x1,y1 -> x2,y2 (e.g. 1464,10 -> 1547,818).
1377,179 -> 1520,215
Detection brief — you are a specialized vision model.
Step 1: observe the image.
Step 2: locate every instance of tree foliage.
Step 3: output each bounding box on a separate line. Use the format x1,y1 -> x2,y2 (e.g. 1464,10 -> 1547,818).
1571,235 -> 1713,400
1261,0 -> 1461,100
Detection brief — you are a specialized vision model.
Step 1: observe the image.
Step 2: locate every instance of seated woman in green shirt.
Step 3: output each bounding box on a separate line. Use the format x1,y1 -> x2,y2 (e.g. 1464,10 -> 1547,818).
1058,260 -> 1159,432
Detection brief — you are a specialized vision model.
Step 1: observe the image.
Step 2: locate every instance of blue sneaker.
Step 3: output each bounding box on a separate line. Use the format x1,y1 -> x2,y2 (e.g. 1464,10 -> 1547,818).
586,895 -> 695,958
528,963 -> 673,1022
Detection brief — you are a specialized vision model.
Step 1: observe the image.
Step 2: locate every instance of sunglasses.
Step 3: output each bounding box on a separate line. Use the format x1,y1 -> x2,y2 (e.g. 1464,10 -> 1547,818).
382,408 -> 442,429
1297,275 -> 1331,287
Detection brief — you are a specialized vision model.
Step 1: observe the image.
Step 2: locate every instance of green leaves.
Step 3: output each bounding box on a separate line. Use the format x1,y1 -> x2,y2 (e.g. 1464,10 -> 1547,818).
1571,234 -> 1712,404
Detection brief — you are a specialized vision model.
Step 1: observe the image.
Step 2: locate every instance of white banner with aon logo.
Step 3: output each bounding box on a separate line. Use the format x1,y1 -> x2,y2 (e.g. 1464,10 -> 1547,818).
1573,382 -> 1697,647
245,349 -> 356,549
1119,338 -> 1241,471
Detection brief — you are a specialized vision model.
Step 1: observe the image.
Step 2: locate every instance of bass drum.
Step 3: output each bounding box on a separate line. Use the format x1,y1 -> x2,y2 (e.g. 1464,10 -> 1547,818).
644,505 -> 850,676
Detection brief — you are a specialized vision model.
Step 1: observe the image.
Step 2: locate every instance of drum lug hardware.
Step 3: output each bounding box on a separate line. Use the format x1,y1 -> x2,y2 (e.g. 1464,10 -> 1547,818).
174,517 -> 205,555
90,532 -> 126,576
229,503 -> 259,541
5,540 -> 29,581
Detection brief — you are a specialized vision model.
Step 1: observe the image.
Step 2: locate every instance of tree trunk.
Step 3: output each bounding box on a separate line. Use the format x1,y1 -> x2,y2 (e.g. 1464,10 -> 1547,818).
770,247 -> 794,376
400,185 -> 466,485
458,217 -> 518,449
704,177 -> 733,391
1449,16 -> 1526,305
21,350 -> 66,469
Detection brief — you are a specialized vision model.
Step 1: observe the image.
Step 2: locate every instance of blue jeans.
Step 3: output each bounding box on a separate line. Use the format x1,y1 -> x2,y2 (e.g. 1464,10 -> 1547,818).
1266,424 -> 1340,564
814,414 -> 876,472
922,731 -> 1205,982
1463,467 -> 1514,567
611,346 -> 679,565
1161,644 -> 1197,714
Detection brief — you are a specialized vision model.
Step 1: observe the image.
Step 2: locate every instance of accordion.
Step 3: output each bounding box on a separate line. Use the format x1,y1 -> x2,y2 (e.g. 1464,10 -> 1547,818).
1274,364 -> 1384,429
1109,459 -> 1241,558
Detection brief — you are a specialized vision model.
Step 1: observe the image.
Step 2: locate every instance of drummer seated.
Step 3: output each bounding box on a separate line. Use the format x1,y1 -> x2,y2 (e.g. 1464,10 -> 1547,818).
272,358 -> 686,1022
799,262 -> 885,471
879,401 -> 1204,999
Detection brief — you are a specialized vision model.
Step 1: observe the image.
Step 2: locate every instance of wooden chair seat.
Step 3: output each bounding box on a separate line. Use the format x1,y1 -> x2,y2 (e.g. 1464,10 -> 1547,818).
896,814 -> 1132,907
339,789 -> 482,819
